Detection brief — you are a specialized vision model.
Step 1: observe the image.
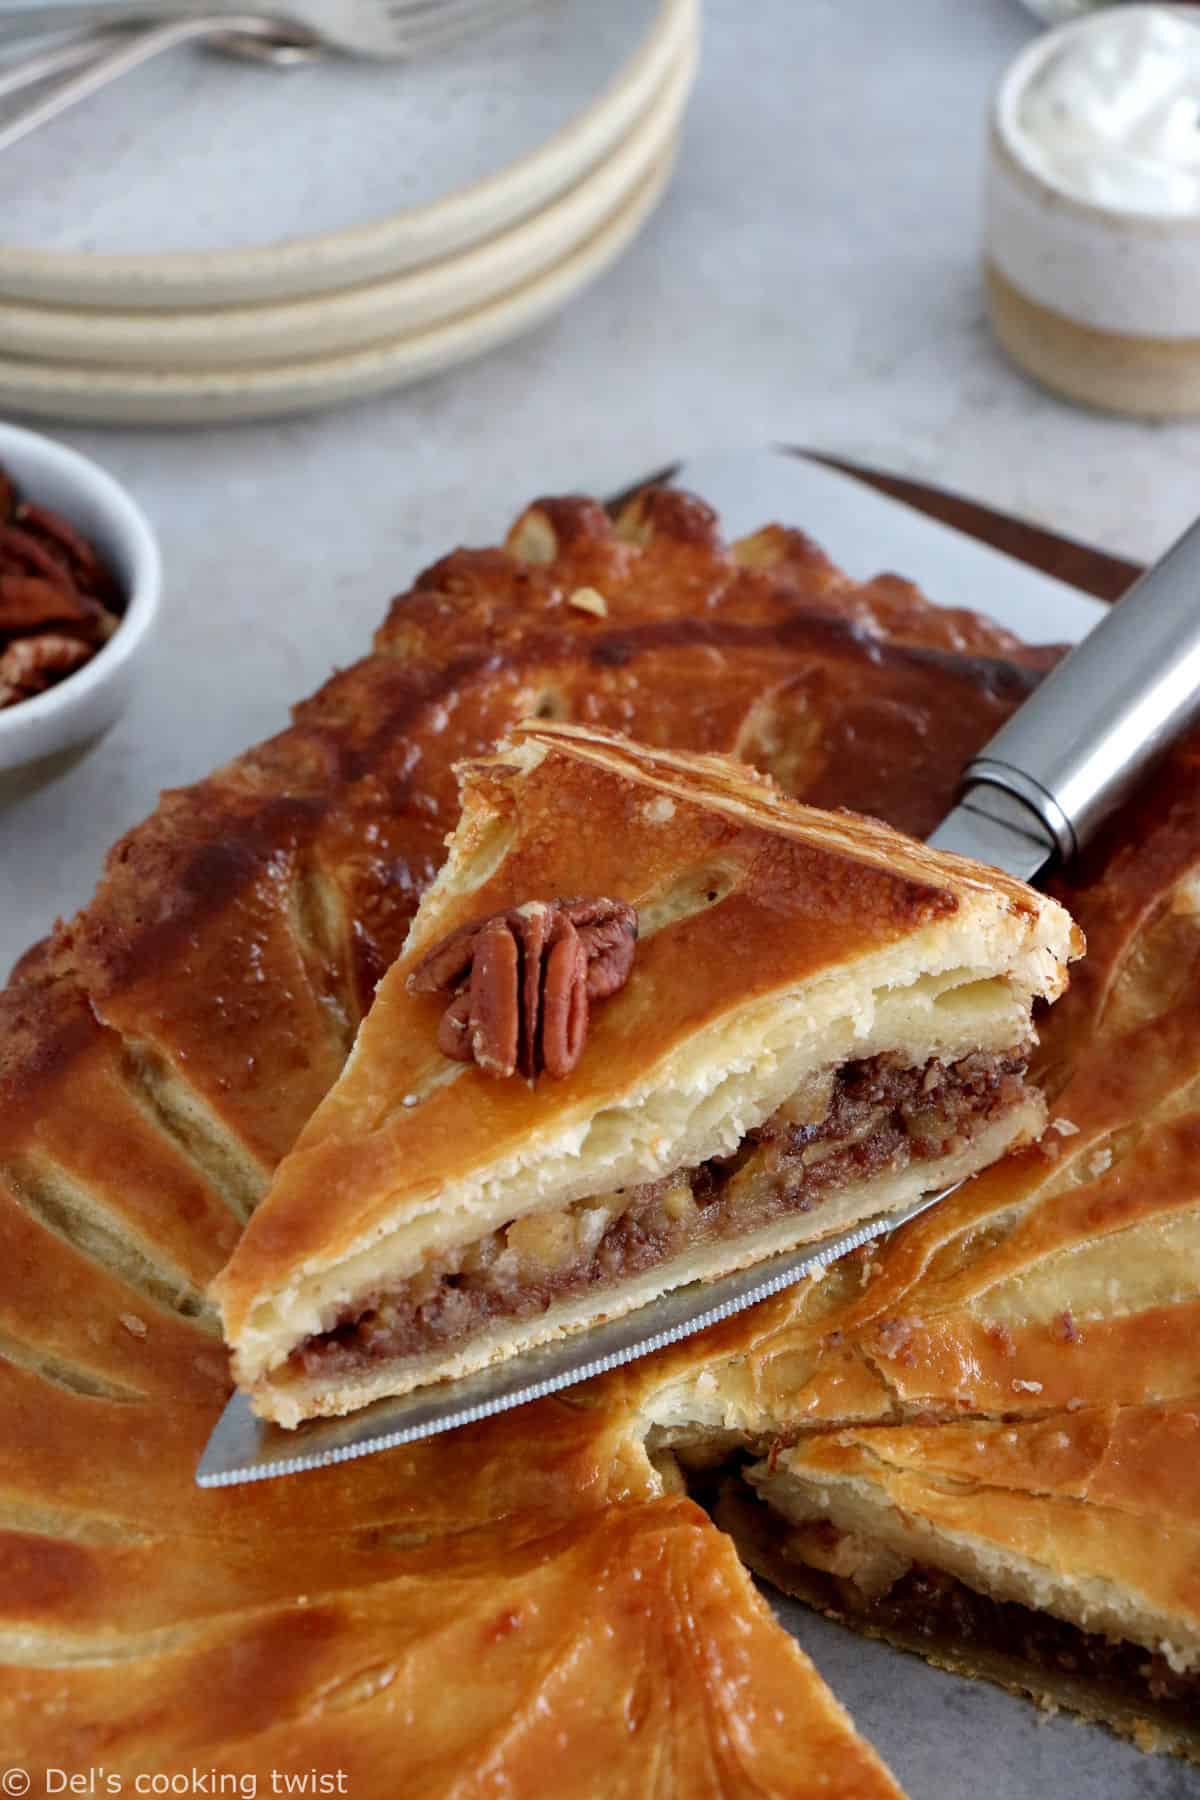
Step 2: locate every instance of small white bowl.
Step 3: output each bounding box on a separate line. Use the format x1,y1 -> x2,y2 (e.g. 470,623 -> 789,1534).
0,421 -> 160,773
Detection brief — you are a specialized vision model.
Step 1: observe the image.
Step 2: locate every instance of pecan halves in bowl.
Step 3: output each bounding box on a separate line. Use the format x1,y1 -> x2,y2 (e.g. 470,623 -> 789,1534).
0,461 -> 124,711
0,632 -> 93,706
408,897 -> 637,1080
0,572 -> 106,639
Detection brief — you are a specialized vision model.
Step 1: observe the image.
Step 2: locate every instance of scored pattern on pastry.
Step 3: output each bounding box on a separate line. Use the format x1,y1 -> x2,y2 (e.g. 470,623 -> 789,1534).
1,491 -> 1069,1788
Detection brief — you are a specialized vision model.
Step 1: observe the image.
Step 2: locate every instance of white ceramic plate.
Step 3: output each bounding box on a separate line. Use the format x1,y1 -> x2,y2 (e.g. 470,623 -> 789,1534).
0,147 -> 676,424
0,30 -> 694,371
0,0 -> 693,308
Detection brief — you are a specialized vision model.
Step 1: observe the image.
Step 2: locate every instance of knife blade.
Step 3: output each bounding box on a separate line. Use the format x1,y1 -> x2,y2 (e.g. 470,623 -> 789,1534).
195,1184 -> 956,1485
197,479 -> 1200,1486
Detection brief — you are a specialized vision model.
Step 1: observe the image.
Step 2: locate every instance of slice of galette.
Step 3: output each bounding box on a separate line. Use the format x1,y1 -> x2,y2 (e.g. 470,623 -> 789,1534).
213,721 -> 1081,1426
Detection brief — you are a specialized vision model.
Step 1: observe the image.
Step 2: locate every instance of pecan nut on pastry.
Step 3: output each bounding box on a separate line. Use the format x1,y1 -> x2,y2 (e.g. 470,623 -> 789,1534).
407,896 -> 637,1080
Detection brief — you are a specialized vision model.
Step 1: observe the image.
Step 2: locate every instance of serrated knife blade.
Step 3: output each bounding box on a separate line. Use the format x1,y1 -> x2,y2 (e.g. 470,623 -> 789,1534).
195,1185 -> 956,1486
197,471 -> 1200,1486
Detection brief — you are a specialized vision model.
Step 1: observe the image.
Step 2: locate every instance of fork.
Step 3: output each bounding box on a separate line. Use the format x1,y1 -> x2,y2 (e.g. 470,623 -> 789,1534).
0,26 -> 119,94
0,16 -> 320,151
0,0 -> 538,57
0,0 -> 540,152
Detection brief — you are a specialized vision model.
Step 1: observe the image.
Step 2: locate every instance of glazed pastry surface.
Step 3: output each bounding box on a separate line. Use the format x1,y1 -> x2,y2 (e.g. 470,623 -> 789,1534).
3,488 -> 1092,1788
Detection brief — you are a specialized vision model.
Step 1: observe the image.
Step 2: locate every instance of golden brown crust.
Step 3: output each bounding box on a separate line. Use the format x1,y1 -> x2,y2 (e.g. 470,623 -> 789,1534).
7,1493 -> 904,1799
636,736 -> 1200,1435
0,489 -> 1074,1790
747,1404 -> 1200,1648
632,716 -> 1200,1746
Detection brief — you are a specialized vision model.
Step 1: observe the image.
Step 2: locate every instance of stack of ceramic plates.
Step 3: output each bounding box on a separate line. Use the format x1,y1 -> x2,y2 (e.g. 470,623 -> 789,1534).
0,0 -> 696,424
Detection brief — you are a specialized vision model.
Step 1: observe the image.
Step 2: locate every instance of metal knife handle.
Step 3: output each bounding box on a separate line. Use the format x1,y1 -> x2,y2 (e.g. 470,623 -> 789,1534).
962,515 -> 1200,859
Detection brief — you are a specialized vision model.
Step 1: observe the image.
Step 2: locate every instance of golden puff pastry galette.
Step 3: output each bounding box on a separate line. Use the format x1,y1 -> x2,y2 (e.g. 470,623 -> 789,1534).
214,720 -> 1079,1427
1,487 -> 1113,1792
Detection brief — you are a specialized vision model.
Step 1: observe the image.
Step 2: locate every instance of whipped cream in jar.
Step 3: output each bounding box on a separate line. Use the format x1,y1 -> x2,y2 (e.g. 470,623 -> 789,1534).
985,5 -> 1200,416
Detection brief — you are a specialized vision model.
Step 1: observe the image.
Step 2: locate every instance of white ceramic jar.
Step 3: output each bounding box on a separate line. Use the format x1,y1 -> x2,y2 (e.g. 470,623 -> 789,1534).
986,5 -> 1200,416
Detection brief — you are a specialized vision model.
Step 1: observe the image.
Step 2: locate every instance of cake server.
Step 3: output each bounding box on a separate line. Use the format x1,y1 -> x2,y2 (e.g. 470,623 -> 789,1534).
197,499 -> 1200,1486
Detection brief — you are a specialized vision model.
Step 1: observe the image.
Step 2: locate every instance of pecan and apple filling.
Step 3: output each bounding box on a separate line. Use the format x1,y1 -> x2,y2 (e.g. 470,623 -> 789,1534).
773,1523 -> 1200,1726
290,1043 -> 1032,1378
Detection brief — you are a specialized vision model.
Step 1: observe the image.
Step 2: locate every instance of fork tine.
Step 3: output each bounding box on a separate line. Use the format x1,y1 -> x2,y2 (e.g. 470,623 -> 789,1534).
386,0 -> 532,33
385,0 -> 529,18
383,0 -> 539,53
